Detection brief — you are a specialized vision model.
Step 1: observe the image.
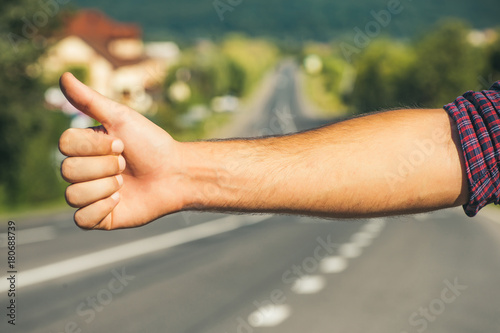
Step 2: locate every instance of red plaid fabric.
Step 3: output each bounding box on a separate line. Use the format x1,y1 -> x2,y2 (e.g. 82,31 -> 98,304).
444,81 -> 500,217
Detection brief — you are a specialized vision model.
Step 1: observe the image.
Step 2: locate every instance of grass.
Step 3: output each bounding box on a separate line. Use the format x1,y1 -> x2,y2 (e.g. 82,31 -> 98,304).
0,197 -> 72,221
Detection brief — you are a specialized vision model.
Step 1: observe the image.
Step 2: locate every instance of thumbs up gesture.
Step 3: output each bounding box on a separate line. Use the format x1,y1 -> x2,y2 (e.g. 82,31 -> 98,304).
59,73 -> 187,230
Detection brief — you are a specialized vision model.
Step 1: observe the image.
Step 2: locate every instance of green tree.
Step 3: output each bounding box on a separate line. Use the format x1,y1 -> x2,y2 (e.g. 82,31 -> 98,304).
350,20 -> 489,114
409,20 -> 486,108
0,0 -> 67,209
351,39 -> 415,113
484,29 -> 500,85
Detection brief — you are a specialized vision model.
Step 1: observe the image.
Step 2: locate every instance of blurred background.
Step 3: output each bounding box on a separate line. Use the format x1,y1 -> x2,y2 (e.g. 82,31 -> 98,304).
1,0 -> 500,332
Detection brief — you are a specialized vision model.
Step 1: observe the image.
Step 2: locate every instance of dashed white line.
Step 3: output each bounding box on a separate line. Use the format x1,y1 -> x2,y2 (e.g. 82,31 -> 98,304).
320,255 -> 348,274
413,213 -> 432,221
244,218 -> 388,329
350,231 -> 374,247
339,242 -> 362,258
362,218 -> 385,235
248,304 -> 291,327
291,275 -> 326,294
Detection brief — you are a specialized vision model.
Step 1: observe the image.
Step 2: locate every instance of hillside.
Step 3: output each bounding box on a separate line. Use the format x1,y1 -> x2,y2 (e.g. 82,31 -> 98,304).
74,0 -> 499,41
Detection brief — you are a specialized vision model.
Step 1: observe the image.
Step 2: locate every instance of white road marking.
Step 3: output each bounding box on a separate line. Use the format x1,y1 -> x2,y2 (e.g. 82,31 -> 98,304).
320,256 -> 347,274
248,304 -> 291,327
350,231 -> 373,247
362,218 -> 385,236
319,219 -> 387,274
413,213 -> 432,221
339,242 -> 362,258
0,226 -> 57,247
370,217 -> 386,226
0,214 -> 272,292
291,275 -> 325,294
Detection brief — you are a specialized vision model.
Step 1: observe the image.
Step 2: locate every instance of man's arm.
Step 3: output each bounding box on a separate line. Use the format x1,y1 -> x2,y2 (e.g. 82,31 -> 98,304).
58,73 -> 468,230
182,108 -> 468,217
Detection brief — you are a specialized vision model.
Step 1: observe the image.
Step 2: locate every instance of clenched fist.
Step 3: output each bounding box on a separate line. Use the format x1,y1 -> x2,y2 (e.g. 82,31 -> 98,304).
58,73 -> 189,230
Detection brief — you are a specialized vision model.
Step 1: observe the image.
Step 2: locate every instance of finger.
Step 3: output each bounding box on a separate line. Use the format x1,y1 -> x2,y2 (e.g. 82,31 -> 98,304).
59,127 -> 124,157
66,175 -> 123,208
74,192 -> 120,230
59,72 -> 129,127
61,155 -> 126,183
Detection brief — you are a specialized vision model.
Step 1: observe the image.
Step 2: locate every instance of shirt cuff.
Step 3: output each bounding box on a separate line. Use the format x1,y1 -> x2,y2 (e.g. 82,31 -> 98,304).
443,81 -> 500,217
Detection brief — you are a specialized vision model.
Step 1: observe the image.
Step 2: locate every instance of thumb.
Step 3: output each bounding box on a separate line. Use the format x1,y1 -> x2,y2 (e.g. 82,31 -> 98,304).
59,72 -> 127,127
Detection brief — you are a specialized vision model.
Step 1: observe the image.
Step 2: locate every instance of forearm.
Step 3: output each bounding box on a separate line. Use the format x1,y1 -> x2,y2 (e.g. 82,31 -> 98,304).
179,108 -> 468,218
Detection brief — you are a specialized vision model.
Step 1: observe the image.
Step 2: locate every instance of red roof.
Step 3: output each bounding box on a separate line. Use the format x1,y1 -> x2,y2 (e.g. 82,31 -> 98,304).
65,9 -> 146,68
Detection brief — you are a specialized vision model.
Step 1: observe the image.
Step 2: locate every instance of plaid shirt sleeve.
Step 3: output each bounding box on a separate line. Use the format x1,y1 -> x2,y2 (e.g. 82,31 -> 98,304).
443,81 -> 500,217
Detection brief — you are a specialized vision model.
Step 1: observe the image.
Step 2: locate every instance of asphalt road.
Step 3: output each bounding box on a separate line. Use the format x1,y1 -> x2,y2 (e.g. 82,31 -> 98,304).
2,62 -> 500,333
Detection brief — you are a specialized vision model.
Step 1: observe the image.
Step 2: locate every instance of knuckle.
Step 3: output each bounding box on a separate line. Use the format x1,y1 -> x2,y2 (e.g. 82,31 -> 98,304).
65,186 -> 76,206
73,210 -> 91,229
59,128 -> 105,156
65,185 -> 81,208
59,128 -> 76,155
78,140 -> 94,155
82,129 -> 105,154
60,158 -> 77,181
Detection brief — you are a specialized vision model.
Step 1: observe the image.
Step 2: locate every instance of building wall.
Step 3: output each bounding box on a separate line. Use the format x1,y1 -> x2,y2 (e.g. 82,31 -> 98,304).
42,36 -> 170,114
43,36 -> 95,74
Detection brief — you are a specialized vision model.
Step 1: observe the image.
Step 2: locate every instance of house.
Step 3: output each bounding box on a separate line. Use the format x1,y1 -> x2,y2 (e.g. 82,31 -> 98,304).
42,9 -> 178,114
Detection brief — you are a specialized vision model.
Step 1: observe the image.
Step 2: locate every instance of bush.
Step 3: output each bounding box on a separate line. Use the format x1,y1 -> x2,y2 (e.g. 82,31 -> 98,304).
350,19 -> 491,114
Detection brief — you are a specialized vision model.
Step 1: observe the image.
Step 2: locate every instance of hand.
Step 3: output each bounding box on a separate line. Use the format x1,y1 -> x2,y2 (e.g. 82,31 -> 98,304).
59,73 -> 187,230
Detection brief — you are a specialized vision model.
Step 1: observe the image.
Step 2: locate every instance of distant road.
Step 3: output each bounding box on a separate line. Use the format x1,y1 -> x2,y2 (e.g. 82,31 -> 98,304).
3,61 -> 500,333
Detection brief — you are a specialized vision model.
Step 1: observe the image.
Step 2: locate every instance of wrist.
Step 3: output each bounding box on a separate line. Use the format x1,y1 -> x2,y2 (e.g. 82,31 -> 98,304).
177,140 -> 260,212
177,141 -> 222,210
